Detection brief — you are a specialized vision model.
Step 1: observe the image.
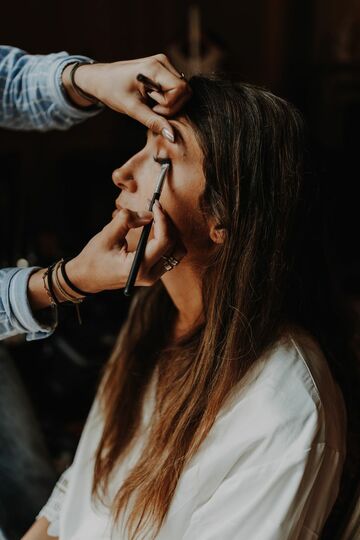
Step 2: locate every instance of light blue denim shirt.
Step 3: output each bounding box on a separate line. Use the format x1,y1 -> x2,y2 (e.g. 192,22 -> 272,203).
0,45 -> 102,341
0,45 -> 100,130
0,267 -> 57,341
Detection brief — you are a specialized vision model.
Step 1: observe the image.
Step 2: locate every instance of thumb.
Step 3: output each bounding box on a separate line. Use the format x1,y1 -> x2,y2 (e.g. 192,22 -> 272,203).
102,209 -> 153,246
133,103 -> 175,142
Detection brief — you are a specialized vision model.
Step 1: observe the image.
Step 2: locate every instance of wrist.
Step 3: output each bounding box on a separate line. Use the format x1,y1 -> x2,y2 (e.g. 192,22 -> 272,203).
65,257 -> 100,294
42,260 -> 85,326
28,269 -> 51,311
53,261 -> 85,302
61,63 -> 98,109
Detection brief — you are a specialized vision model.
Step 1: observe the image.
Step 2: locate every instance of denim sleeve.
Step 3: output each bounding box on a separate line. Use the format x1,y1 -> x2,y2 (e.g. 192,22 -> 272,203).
0,267 -> 56,341
0,45 -> 102,131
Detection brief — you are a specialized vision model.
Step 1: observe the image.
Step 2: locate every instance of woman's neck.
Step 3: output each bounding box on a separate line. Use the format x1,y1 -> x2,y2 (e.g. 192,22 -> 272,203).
161,262 -> 204,338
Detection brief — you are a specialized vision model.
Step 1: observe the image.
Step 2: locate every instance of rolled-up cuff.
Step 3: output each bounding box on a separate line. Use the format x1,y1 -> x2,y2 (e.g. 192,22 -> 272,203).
50,54 -> 104,120
8,267 -> 57,340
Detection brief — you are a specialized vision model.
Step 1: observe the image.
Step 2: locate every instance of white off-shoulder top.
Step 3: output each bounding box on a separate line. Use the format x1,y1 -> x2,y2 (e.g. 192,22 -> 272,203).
39,330 -> 346,539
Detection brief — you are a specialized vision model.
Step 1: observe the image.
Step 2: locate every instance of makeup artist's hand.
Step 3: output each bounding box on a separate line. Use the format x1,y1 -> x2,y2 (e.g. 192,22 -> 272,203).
64,202 -> 186,293
62,54 -> 191,142
27,202 -> 186,310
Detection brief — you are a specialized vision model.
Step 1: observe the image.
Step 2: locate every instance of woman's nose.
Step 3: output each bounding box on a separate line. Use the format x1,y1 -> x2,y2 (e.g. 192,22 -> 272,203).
112,161 -> 137,192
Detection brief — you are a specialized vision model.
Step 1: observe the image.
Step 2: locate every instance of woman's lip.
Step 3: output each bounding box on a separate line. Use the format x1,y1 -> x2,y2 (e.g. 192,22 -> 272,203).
112,202 -> 123,218
113,204 -> 146,218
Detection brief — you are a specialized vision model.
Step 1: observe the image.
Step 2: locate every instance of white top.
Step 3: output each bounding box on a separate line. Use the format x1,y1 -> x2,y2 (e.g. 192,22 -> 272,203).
42,330 -> 346,539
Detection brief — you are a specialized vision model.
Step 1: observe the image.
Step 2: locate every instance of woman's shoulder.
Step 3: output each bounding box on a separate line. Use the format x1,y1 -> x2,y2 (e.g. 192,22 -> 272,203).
215,328 -> 346,460
263,328 -> 345,449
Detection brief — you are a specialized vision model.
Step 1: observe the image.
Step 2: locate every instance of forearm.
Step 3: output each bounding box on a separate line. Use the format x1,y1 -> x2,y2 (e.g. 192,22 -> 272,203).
21,517 -> 57,540
0,45 -> 100,131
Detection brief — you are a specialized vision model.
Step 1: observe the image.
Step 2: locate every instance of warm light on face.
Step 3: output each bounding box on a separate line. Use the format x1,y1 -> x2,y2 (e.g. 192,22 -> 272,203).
112,119 -> 210,259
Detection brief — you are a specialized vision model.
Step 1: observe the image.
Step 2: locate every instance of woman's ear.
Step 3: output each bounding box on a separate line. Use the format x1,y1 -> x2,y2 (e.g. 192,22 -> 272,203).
209,222 -> 226,244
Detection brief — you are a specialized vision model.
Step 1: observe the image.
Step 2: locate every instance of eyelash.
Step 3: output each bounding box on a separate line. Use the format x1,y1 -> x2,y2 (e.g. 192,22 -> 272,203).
153,155 -> 171,166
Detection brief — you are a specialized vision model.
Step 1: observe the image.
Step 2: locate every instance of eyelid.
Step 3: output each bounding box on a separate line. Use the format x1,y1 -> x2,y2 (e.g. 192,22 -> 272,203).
153,155 -> 172,166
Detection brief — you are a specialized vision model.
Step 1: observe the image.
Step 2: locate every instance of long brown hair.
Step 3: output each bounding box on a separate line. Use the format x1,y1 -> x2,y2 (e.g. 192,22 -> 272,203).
93,77 -> 304,539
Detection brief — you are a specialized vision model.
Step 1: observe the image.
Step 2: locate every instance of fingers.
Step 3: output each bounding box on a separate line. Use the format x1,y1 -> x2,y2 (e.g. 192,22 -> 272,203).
145,245 -> 187,283
151,93 -> 190,117
136,58 -> 187,95
140,201 -> 187,283
103,208 -> 153,246
145,78 -> 190,111
133,101 -> 175,141
147,87 -> 190,114
145,201 -> 173,260
134,54 -> 191,122
72,202 -> 186,293
136,73 -> 162,92
153,53 -> 183,78
88,54 -> 190,136
139,56 -> 184,91
107,53 -> 191,138
99,203 -> 186,289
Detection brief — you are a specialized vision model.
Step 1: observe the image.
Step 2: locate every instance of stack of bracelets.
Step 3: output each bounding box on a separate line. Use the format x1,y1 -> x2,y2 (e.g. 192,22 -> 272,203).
42,258 -> 92,324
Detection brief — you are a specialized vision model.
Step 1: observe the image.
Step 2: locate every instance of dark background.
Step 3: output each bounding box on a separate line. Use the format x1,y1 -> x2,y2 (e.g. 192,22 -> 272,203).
0,0 -> 359,534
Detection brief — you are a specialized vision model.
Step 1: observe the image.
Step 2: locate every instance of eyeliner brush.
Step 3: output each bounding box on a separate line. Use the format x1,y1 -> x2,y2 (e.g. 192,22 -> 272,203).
124,162 -> 170,297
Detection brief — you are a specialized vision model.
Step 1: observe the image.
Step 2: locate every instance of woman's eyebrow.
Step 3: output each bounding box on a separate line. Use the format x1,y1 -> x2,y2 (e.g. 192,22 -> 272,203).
170,122 -> 187,146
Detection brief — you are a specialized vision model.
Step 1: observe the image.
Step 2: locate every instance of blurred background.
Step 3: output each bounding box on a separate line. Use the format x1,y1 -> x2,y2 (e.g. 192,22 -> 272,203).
0,0 -> 359,538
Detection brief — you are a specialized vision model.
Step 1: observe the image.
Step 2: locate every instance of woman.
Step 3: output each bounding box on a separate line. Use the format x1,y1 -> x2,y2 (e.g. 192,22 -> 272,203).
25,76 -> 346,539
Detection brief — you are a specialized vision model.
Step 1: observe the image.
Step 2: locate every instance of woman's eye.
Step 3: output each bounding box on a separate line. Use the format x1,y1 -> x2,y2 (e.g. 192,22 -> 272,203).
153,155 -> 171,166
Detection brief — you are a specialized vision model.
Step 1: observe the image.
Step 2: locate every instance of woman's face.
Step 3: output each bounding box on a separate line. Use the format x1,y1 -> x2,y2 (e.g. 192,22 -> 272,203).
112,119 -> 212,260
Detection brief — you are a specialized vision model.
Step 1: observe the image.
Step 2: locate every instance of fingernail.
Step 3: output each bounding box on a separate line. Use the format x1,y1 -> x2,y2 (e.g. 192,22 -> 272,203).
162,128 -> 175,143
